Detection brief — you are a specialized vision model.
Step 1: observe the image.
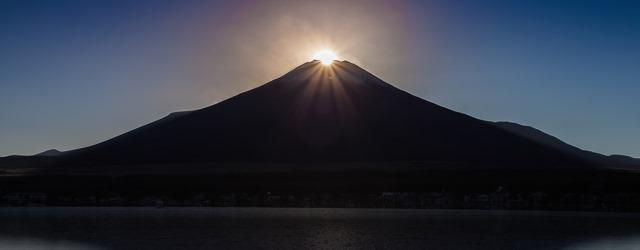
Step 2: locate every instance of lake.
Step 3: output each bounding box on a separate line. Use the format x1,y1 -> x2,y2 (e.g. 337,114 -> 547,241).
1,208 -> 639,249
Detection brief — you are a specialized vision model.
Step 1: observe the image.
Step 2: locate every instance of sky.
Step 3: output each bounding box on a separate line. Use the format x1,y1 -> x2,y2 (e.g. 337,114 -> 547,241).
1,0 -> 639,157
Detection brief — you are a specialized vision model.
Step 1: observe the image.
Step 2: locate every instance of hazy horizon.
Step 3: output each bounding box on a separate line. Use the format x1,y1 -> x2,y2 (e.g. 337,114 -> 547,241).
1,0 -> 639,157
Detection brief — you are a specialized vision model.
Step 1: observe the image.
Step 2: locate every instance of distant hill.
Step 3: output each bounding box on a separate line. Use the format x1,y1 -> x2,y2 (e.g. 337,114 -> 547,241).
0,149 -> 63,171
36,149 -> 64,157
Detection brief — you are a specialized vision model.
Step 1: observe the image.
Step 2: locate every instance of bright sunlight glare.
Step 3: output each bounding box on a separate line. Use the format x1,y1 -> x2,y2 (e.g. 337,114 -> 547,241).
312,49 -> 338,65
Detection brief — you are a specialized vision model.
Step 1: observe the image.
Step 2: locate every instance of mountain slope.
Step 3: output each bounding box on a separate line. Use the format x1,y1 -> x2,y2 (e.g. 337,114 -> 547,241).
61,60 -> 592,168
494,121 -> 640,167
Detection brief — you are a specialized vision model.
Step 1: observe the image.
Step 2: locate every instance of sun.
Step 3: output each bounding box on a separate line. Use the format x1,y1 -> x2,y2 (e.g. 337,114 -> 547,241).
312,49 -> 338,65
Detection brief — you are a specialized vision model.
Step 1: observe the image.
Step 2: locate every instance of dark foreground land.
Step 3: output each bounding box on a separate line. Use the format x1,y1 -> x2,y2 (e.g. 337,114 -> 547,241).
2,168 -> 640,211
1,207 -> 640,250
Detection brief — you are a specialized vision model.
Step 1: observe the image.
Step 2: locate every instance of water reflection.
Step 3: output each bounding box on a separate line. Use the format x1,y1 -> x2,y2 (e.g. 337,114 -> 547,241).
0,237 -> 103,250
0,208 -> 639,249
563,237 -> 640,250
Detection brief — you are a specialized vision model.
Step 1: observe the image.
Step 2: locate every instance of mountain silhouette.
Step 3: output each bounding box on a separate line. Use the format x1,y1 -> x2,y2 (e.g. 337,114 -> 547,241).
55,60 -> 608,170
493,122 -> 639,167
36,149 -> 64,157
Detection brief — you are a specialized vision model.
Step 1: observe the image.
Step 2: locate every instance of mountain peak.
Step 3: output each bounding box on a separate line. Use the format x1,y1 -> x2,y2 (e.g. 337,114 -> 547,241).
36,149 -> 63,157
276,60 -> 393,89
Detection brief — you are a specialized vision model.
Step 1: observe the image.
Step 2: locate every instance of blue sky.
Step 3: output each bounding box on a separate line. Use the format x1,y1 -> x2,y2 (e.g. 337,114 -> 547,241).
1,0 -> 639,157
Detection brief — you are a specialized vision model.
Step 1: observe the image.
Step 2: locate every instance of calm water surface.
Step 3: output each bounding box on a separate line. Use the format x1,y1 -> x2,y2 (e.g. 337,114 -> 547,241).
1,208 -> 639,250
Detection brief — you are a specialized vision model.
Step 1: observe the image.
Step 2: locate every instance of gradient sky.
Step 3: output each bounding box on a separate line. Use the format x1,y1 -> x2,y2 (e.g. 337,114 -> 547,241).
1,0 -> 639,157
